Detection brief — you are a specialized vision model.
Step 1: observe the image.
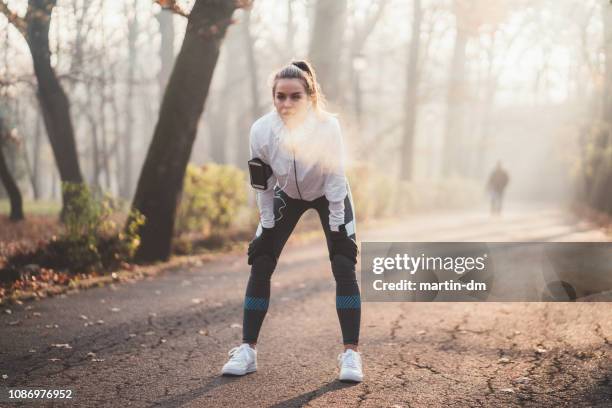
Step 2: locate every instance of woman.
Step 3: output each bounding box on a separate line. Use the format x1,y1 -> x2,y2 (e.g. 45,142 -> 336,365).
221,61 -> 363,382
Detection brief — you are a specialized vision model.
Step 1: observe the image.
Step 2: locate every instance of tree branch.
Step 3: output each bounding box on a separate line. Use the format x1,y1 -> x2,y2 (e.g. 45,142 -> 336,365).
0,1 -> 27,37
153,0 -> 189,17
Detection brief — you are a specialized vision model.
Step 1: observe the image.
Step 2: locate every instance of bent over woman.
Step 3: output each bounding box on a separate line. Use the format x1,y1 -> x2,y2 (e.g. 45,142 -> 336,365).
221,61 -> 363,382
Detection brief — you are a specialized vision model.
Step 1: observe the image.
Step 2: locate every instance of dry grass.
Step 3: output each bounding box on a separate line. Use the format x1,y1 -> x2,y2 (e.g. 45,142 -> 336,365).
0,214 -> 64,269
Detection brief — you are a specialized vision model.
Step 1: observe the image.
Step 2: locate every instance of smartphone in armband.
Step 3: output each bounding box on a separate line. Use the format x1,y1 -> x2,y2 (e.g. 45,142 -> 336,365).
248,158 -> 273,190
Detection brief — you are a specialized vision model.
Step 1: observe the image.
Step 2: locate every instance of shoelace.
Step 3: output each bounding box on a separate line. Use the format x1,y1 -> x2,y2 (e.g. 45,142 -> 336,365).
340,351 -> 360,369
228,346 -> 248,363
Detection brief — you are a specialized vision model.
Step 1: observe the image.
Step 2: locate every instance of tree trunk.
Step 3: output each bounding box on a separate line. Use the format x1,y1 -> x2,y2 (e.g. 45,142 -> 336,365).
130,0 -> 239,263
0,149 -> 24,221
308,0 -> 348,105
24,0 -> 84,214
120,2 -> 138,199
209,26 -> 242,164
286,0 -> 296,60
589,3 -> 612,212
31,110 -> 42,199
0,119 -> 24,221
242,9 -> 262,121
237,8 -> 261,169
400,0 -> 422,182
86,86 -> 101,189
474,32 -> 498,178
441,24 -> 468,177
157,9 -> 176,94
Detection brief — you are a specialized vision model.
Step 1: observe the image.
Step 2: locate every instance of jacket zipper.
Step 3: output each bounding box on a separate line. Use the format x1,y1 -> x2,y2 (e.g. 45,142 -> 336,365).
292,148 -> 303,200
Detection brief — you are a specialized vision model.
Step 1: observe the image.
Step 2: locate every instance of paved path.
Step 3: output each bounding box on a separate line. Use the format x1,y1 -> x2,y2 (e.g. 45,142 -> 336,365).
1,204 -> 611,407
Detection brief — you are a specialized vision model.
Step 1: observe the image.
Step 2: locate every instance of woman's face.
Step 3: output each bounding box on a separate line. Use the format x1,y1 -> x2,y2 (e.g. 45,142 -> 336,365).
273,78 -> 311,126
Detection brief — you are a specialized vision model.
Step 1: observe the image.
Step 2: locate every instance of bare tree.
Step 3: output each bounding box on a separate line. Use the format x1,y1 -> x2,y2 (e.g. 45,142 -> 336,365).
588,1 -> 612,212
0,0 -> 84,216
156,8 -> 175,94
347,0 -> 389,125
130,0 -> 250,262
0,116 -> 24,221
400,0 -> 422,181
308,0 -> 348,105
120,0 -> 140,199
441,0 -> 469,178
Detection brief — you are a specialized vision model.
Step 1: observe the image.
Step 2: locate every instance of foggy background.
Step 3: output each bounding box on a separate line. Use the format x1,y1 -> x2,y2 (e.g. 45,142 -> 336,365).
0,0 -> 608,210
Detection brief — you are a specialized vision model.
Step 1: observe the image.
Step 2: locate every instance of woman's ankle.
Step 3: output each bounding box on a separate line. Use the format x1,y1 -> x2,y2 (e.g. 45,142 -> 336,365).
343,343 -> 358,351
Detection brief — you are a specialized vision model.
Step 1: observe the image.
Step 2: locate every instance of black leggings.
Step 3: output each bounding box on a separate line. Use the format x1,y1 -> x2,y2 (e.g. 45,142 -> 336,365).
242,184 -> 361,345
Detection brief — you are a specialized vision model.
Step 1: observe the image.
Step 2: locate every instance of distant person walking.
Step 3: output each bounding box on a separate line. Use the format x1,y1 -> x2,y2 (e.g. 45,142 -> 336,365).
486,161 -> 509,215
221,61 -> 363,382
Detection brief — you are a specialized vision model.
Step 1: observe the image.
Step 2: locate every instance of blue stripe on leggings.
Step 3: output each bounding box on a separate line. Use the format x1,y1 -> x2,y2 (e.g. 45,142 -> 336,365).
244,296 -> 269,311
336,295 -> 361,309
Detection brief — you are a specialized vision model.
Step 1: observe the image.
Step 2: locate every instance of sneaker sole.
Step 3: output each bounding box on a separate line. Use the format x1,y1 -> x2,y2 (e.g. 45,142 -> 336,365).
339,373 -> 363,383
221,365 -> 257,376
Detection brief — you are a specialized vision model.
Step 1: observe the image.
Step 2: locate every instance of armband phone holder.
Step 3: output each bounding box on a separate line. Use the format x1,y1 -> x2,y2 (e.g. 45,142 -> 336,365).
248,158 -> 273,190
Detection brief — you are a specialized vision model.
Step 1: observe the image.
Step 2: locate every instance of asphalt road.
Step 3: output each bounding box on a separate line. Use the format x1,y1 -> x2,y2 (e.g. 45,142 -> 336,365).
1,204 -> 611,407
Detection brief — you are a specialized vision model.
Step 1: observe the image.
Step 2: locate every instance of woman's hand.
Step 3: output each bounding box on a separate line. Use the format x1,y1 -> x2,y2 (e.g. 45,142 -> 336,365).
329,226 -> 358,263
247,227 -> 275,265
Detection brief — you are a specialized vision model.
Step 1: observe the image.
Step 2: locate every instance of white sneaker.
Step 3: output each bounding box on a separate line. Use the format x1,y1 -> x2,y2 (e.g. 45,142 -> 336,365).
221,343 -> 257,376
337,349 -> 363,382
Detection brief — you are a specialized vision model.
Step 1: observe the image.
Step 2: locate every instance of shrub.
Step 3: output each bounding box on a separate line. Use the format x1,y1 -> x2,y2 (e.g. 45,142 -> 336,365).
175,163 -> 248,236
1,183 -> 145,277
346,163 -> 395,221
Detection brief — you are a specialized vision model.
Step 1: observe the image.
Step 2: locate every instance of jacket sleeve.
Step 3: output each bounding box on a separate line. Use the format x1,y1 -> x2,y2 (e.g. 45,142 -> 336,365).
250,124 -> 276,229
324,118 -> 348,231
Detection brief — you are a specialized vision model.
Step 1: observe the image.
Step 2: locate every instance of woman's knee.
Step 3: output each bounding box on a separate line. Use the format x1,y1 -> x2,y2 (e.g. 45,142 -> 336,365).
331,254 -> 357,283
250,254 -> 277,281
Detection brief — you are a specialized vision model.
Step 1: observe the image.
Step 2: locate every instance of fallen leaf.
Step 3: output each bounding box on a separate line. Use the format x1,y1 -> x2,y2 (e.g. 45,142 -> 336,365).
51,343 -> 72,349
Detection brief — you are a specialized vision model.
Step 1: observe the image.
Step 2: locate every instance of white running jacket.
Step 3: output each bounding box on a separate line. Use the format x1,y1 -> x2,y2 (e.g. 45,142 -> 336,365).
249,108 -> 348,231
